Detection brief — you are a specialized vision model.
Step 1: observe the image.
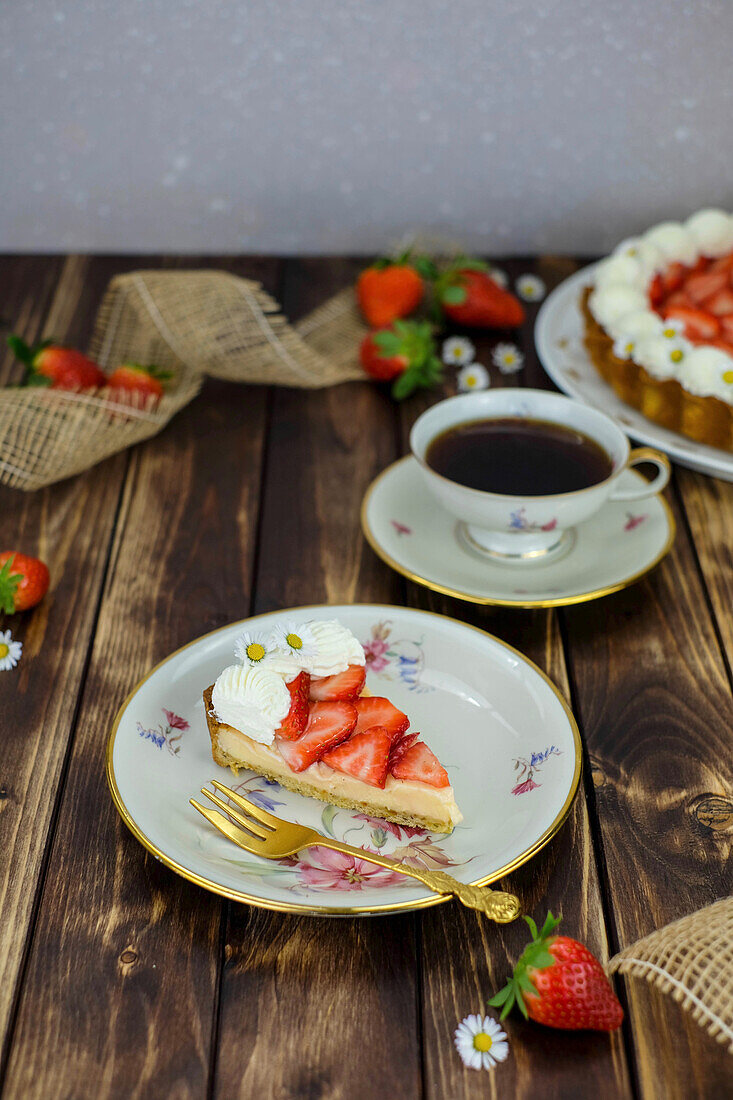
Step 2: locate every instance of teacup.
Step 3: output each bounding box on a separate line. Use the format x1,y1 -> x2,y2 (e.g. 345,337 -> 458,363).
410,389 -> 670,563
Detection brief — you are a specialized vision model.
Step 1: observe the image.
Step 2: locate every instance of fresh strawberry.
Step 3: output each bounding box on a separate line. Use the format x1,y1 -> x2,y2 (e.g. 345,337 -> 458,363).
106,363 -> 171,399
661,261 -> 688,294
437,260 -> 525,328
389,740 -> 449,788
720,316 -> 733,341
708,337 -> 733,357
489,912 -> 624,1031
648,273 -> 664,308
353,696 -> 409,742
663,290 -> 694,310
359,320 -> 443,399
703,287 -> 733,317
276,671 -> 311,740
0,552 -> 50,613
663,305 -> 720,341
357,257 -> 425,328
683,269 -> 728,304
708,254 -> 733,274
8,335 -> 106,390
275,700 -> 357,772
321,726 -> 391,788
388,731 -> 420,769
309,664 -> 366,702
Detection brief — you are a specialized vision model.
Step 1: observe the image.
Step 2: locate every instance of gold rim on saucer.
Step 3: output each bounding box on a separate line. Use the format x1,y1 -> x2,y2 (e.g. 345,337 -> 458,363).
360,456 -> 676,610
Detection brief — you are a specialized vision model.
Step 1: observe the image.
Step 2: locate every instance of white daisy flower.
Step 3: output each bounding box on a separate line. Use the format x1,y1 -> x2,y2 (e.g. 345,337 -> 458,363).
661,319 -> 685,338
489,267 -> 509,288
492,343 -> 524,374
516,274 -> 546,301
612,337 -> 635,360
234,629 -> 274,667
457,364 -> 490,392
270,620 -> 318,661
454,1014 -> 509,1071
442,336 -> 475,366
0,629 -> 22,671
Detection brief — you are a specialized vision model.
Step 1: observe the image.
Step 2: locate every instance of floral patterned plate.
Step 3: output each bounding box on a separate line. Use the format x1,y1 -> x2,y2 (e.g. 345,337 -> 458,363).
535,263 -> 733,482
107,605 -> 581,916
362,458 -> 674,608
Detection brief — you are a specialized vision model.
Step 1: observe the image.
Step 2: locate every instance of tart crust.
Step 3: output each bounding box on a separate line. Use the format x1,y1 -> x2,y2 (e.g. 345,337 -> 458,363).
203,686 -> 460,833
581,286 -> 733,451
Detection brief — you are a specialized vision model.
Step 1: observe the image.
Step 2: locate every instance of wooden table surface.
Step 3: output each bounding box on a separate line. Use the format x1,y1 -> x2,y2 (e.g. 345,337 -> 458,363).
0,254 -> 731,1100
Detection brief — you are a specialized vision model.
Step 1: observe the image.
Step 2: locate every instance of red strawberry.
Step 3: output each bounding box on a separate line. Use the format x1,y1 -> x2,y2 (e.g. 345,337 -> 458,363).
683,269 -> 728,304
275,700 -> 357,772
0,552 -> 50,613
708,254 -> 733,274
439,264 -> 525,328
389,741 -> 449,788
663,290 -> 694,310
359,320 -> 443,399
661,261 -> 688,294
309,664 -> 366,702
106,363 -> 171,399
648,273 -> 664,308
353,696 -> 409,743
359,331 -> 409,382
489,912 -> 624,1031
321,726 -> 391,788
720,316 -> 733,341
388,731 -> 420,769
8,335 -> 106,390
664,305 -> 720,341
703,288 -> 733,317
276,671 -> 311,740
357,260 -> 424,328
708,337 -> 733,357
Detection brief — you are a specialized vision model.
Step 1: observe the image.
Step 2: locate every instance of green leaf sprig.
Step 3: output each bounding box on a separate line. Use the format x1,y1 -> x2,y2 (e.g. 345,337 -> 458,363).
372,319 -> 444,400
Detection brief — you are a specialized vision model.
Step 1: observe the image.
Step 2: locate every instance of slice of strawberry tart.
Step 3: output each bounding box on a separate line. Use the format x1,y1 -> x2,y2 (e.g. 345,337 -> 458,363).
203,618 -> 462,833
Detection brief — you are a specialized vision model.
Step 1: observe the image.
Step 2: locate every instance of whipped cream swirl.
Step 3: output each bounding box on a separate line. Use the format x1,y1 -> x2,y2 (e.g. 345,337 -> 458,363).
212,664 -> 291,746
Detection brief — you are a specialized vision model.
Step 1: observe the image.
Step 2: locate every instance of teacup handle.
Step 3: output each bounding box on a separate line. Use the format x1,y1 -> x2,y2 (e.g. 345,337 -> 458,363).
609,447 -> 671,502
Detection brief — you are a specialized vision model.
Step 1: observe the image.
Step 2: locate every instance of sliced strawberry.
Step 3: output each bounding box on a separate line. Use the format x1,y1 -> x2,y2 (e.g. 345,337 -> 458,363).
688,256 -> 710,276
276,701 -> 357,771
321,726 -> 391,788
388,731 -> 420,769
309,663 -> 366,702
707,337 -> 733,357
703,288 -> 733,317
389,741 -> 450,788
276,671 -> 311,740
648,274 -> 664,308
353,696 -> 409,743
721,316 -> 733,341
662,261 -> 689,294
683,270 -> 728,304
663,290 -> 694,310
663,305 -> 720,341
708,254 -> 733,274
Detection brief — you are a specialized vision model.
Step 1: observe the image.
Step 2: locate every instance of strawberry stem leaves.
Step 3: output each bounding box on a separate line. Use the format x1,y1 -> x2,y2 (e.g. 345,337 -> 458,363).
488,910 -> 562,1021
0,557 -> 22,615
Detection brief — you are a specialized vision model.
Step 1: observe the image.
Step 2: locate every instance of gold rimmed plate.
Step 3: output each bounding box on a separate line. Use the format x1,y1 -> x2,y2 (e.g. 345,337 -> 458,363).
106,604 -> 581,916
361,457 -> 674,609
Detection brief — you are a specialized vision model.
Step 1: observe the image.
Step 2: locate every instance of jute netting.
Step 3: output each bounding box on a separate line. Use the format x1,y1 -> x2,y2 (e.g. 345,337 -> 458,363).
0,270 -> 367,491
609,897 -> 733,1052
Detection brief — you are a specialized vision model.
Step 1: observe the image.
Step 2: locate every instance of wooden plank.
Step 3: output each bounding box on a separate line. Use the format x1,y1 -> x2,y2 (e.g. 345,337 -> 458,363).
394,281 -> 633,1097
675,468 -> 733,676
0,256 -> 134,1069
1,257 -> 280,1100
523,258 -> 733,1098
212,259 -> 423,1100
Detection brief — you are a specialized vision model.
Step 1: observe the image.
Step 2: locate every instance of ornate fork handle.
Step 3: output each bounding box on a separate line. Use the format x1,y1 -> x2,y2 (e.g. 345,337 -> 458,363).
311,839 -> 521,923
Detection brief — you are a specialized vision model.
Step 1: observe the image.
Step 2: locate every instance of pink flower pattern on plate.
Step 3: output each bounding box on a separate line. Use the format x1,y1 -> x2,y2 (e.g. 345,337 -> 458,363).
511,777 -> 540,795
354,814 -> 427,840
624,513 -> 648,531
294,846 -> 406,891
363,636 -> 390,672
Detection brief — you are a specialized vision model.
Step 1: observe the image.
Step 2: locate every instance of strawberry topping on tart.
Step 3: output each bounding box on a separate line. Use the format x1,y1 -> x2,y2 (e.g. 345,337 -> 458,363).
204,618 -> 462,833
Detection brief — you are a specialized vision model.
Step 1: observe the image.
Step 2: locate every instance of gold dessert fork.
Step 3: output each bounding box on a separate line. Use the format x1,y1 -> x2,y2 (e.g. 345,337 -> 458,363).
191,780 -> 521,923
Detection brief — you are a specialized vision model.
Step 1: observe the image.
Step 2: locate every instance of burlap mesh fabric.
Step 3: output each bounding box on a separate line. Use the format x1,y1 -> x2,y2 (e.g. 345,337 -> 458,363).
609,897 -> 733,1052
0,270 -> 367,491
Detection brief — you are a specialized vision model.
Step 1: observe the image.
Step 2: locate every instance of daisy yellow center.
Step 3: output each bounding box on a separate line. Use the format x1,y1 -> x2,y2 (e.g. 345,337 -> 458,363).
286,632 -> 303,650
670,349 -> 684,363
625,342 -> 634,354
504,353 -> 516,363
246,642 -> 266,661
466,376 -> 477,387
473,1033 -> 493,1052
0,643 -> 8,659
723,369 -> 733,384
663,327 -> 677,338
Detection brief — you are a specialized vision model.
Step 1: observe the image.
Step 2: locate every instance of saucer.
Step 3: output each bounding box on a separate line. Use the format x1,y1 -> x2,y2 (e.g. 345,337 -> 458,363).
361,457 -> 675,608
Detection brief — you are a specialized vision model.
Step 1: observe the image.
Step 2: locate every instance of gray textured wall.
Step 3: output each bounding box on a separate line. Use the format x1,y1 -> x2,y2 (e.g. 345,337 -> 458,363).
2,0 -> 731,254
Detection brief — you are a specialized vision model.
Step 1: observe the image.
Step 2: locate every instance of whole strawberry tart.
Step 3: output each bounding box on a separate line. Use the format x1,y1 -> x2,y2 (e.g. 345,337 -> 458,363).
204,618 -> 462,833
582,209 -> 733,450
